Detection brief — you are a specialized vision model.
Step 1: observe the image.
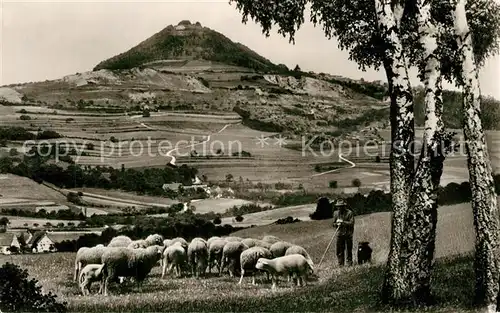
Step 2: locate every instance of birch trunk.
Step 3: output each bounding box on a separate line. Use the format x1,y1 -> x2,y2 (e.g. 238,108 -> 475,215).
381,0 -> 447,303
399,4 -> 444,300
376,0 -> 415,303
452,0 -> 500,310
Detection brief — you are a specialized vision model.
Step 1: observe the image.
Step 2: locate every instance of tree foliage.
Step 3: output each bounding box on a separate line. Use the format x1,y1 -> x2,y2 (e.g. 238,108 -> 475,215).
0,263 -> 67,312
229,0 -> 500,78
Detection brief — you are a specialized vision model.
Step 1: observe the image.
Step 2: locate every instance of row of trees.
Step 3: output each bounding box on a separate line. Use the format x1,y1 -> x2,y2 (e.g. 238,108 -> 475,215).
229,0 -> 500,309
0,147 -> 198,196
53,212 -> 244,252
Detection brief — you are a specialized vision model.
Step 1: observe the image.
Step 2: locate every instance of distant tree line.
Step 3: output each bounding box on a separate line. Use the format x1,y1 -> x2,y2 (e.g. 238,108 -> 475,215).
53,212 -> 244,252
310,178 -> 500,220
0,146 -> 199,197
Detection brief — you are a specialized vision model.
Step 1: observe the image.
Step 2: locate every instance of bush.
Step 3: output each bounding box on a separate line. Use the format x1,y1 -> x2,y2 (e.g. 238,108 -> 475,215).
352,178 -> 362,187
314,164 -> 321,172
375,156 -> 381,163
0,263 -> 67,312
110,136 -> 119,143
66,192 -> 82,205
85,143 -> 95,150
274,216 -> 301,224
213,216 -> 222,225
310,197 -> 333,220
329,180 -> 338,188
19,115 -> 31,121
235,215 -> 244,222
142,110 -> 151,117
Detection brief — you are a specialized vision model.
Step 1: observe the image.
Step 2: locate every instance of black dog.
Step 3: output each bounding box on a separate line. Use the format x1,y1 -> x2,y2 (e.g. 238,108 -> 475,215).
357,241 -> 372,265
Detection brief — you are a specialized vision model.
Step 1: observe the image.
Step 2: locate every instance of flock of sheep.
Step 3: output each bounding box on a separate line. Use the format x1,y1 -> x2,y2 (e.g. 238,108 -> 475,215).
74,234 -> 316,296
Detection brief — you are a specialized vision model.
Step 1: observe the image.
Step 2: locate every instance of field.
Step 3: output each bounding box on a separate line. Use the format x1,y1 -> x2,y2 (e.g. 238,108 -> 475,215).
2,102 -> 498,194
0,200 -> 480,312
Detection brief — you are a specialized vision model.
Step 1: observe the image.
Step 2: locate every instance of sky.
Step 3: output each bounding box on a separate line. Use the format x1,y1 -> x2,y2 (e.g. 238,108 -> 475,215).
1,0 -> 499,99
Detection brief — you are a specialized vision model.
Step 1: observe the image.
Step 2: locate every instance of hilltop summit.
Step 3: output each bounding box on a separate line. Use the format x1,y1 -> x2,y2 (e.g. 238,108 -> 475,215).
93,20 -> 280,72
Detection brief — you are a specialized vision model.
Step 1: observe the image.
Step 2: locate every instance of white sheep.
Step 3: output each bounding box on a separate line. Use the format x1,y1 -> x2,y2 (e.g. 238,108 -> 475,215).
107,235 -> 133,247
270,241 -> 293,258
220,241 -> 248,277
224,236 -> 243,242
254,240 -> 272,250
238,246 -> 272,285
285,245 -> 314,269
145,234 -> 164,246
207,238 -> 227,274
187,239 -> 208,278
206,236 -> 220,247
79,264 -> 104,296
163,239 -> 173,247
127,239 -> 149,249
170,237 -> 189,250
255,254 -> 314,290
262,235 -> 281,244
73,245 -> 107,281
241,238 -> 259,248
284,245 -> 315,281
192,237 -> 207,244
100,246 -> 163,296
162,243 -> 187,278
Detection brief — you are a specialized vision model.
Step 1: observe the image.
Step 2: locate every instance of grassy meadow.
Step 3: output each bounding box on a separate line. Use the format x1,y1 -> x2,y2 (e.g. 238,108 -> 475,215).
0,200 -> 481,312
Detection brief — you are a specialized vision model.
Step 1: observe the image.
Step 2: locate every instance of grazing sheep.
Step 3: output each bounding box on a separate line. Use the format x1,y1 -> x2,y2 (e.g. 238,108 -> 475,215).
207,239 -> 227,274
192,237 -> 207,244
285,245 -> 315,281
220,241 -> 249,277
255,254 -> 314,290
187,239 -> 209,278
224,236 -> 243,242
74,245 -> 107,281
241,238 -> 259,248
206,236 -> 220,247
162,243 -> 187,278
238,246 -> 272,285
127,239 -> 149,249
79,264 -> 104,296
254,240 -> 272,250
262,235 -> 281,244
100,246 -> 163,296
145,234 -> 164,246
270,241 -> 293,258
163,239 -> 173,247
170,237 -> 189,250
357,242 -> 372,265
107,235 -> 133,247
285,245 -> 314,269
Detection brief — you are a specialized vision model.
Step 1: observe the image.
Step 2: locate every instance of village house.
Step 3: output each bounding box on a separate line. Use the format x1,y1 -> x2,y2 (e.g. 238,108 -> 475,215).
26,231 -> 56,253
0,231 -> 31,255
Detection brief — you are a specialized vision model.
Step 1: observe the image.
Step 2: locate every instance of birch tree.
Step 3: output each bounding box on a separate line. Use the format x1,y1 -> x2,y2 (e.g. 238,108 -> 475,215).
452,0 -> 500,309
229,0 -> 500,305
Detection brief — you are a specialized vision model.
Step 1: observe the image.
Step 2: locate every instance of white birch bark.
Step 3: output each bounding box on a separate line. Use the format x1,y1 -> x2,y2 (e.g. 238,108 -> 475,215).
452,0 -> 500,310
399,0 -> 445,301
376,0 -> 415,303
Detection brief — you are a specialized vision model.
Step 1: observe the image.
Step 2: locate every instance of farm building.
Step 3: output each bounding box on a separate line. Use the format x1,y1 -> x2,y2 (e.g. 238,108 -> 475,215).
26,231 -> 56,253
0,231 -> 30,254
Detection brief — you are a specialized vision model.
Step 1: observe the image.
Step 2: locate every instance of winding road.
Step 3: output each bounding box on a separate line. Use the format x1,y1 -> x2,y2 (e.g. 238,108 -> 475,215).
165,123 -> 234,166
311,153 -> 357,177
130,112 -> 357,174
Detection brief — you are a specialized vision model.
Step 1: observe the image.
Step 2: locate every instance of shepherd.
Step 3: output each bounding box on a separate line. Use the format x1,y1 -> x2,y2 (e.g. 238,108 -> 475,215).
332,199 -> 355,267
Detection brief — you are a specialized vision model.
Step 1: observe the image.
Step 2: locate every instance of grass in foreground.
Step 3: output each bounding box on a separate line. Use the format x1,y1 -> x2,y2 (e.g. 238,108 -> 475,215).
0,252 -> 479,312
